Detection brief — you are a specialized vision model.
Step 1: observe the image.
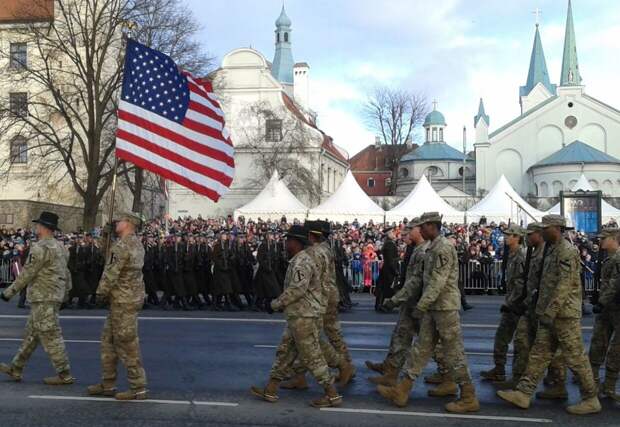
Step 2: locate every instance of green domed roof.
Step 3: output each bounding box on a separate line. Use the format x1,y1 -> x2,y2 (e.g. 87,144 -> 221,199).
275,5 -> 292,27
530,140 -> 620,169
424,110 -> 446,126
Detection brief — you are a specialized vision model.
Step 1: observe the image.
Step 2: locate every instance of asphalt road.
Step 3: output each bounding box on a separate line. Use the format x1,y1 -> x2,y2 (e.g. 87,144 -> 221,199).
0,294 -> 618,427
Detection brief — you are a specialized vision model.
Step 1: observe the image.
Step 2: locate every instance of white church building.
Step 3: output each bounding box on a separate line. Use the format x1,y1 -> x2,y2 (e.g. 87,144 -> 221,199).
169,6 -> 349,218
474,0 -> 620,200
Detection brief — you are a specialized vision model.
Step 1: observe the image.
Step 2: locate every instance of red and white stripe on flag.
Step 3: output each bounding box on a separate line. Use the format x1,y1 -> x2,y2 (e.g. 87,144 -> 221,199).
115,39 -> 234,202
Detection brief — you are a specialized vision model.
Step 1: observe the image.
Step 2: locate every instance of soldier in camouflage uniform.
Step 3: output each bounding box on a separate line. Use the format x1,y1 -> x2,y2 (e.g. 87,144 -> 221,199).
251,225 -> 342,408
591,227 -> 620,398
280,220 -> 355,390
377,212 -> 480,413
0,211 -> 74,385
88,212 -> 148,401
498,215 -> 601,415
481,224 -> 526,382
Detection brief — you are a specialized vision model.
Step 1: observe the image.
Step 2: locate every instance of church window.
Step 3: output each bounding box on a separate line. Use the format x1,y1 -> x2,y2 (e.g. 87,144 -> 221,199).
276,33 -> 280,43
439,128 -> 443,141
564,116 -> 577,129
284,32 -> 289,42
10,42 -> 27,70
539,182 -> 549,197
589,179 -> 599,190
367,177 -> 375,188
0,213 -> 14,224
9,92 -> 28,116
432,128 -> 437,142
399,167 -> 409,178
265,119 -> 282,142
602,180 -> 613,195
552,181 -> 564,196
568,102 -> 574,108
426,128 -> 430,142
10,136 -> 27,164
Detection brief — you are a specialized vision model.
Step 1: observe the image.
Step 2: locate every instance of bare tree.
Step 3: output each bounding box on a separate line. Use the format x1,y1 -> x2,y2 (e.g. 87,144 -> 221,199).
363,85 -> 427,195
236,101 -> 322,205
0,0 -> 212,228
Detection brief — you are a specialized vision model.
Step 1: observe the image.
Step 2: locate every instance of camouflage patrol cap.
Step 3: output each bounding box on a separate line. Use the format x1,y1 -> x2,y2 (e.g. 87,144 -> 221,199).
116,212 -> 144,227
405,217 -> 422,230
420,212 -> 443,224
541,214 -> 572,229
597,227 -> 619,239
526,222 -> 544,234
502,224 -> 525,237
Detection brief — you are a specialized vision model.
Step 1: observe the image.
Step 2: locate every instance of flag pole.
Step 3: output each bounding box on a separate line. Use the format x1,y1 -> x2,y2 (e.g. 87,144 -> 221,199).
105,156 -> 119,261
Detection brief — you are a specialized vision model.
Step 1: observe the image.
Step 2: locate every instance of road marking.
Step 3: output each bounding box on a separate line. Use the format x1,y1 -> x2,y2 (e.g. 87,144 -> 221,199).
28,395 -> 238,407
253,345 -> 511,357
0,315 -> 593,330
0,338 -> 100,344
320,407 -> 552,423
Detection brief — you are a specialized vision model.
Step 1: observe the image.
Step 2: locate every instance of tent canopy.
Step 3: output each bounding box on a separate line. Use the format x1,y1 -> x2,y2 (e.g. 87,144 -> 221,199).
387,175 -> 464,224
468,175 -> 545,223
234,170 -> 308,221
308,171 -> 385,223
547,174 -> 620,222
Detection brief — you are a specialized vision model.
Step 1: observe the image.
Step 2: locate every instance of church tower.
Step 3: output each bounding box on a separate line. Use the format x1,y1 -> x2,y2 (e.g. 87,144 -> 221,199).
474,98 -> 489,143
519,22 -> 556,114
271,5 -> 294,96
559,0 -> 582,87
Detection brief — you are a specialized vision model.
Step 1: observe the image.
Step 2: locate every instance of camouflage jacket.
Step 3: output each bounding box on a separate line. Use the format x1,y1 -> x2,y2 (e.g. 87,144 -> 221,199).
417,235 -> 460,311
391,241 -> 429,307
536,238 -> 582,320
524,243 -> 545,308
4,236 -> 71,303
97,233 -> 145,305
504,247 -> 526,309
598,250 -> 620,310
272,249 -> 322,319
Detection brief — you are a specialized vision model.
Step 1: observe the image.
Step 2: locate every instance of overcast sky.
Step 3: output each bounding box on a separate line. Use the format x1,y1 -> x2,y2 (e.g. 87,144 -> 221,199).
184,0 -> 620,158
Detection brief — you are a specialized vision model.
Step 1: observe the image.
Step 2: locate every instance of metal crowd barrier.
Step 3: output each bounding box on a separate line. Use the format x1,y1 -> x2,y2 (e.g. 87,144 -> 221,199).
0,259 -> 14,286
459,259 -> 503,292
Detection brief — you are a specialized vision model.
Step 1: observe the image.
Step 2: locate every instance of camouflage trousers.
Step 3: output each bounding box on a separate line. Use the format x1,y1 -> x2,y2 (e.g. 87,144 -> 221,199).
404,310 -> 472,385
270,316 -> 332,387
492,311 -> 519,368
517,318 -> 596,398
100,304 -> 147,390
323,296 -> 352,363
589,310 -> 615,369
513,314 -> 565,384
603,311 -> 620,379
12,303 -> 70,374
289,316 -> 343,377
384,304 -> 446,373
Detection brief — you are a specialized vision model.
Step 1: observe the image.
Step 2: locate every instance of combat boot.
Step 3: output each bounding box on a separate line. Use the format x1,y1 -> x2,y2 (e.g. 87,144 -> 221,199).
428,376 -> 458,397
494,378 -> 518,390
445,383 -> 480,413
365,360 -> 385,375
497,389 -> 531,409
369,365 -> 398,387
535,383 -> 568,400
338,361 -> 356,387
43,370 -> 75,385
424,371 -> 443,384
377,376 -> 414,408
0,363 -> 22,382
280,374 -> 309,390
480,365 -> 506,382
310,385 -> 342,408
565,396 -> 602,415
87,383 -> 117,397
115,388 -> 148,401
600,370 -> 619,400
250,379 -> 280,403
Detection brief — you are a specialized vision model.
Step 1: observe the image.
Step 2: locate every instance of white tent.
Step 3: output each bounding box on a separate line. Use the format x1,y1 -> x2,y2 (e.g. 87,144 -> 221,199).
547,174 -> 620,223
308,171 -> 385,223
234,170 -> 308,221
467,175 -> 545,223
387,175 -> 464,224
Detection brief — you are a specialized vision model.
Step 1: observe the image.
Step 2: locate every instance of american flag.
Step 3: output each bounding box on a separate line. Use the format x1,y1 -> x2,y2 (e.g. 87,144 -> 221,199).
116,39 -> 234,201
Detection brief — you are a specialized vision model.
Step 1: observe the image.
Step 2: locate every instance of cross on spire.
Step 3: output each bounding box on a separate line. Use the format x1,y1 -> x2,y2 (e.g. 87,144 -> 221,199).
432,99 -> 438,110
532,7 -> 542,26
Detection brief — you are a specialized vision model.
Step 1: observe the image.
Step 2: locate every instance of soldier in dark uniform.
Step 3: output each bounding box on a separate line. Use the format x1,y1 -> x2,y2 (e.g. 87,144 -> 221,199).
212,231 -> 235,311
157,236 -> 174,310
236,233 -> 256,309
142,235 -> 160,307
375,227 -> 399,312
165,234 -> 190,310
228,234 -> 244,310
83,234 -> 101,307
196,234 -> 213,308
333,235 -> 352,310
183,235 -> 202,309
255,232 -> 281,311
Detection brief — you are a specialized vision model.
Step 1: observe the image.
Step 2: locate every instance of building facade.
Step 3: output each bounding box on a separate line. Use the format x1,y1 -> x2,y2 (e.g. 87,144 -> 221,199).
168,6 -> 349,218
